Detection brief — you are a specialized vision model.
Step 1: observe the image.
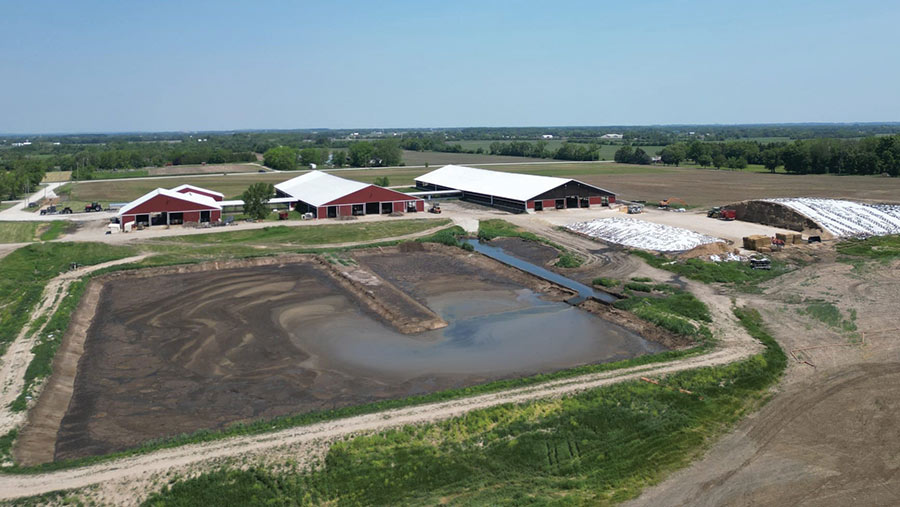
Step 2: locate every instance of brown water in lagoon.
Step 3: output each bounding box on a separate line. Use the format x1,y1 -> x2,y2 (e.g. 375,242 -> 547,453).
286,287 -> 664,380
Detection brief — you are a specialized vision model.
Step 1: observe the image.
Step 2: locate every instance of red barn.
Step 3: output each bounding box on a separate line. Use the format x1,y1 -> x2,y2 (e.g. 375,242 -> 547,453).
170,184 -> 225,202
274,170 -> 424,218
117,188 -> 222,229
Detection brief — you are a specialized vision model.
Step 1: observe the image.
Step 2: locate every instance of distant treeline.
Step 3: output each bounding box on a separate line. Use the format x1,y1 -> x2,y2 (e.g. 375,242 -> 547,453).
653,135 -> 900,175
401,135 -> 611,161
0,140 -> 257,181
263,139 -> 402,171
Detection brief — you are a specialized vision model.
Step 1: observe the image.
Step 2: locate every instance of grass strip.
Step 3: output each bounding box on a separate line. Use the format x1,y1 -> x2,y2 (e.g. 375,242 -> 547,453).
11,280 -> 88,412
631,250 -> 791,289
155,218 -> 450,246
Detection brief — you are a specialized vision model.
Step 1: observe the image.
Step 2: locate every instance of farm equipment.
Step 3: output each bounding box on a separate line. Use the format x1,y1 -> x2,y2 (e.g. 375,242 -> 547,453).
40,205 -> 57,215
808,235 -> 821,243
749,256 -> 771,270
658,197 -> 687,210
84,202 -> 103,212
428,203 -> 442,214
60,207 -> 73,214
277,211 -> 289,220
771,237 -> 785,251
708,207 -> 736,220
628,204 -> 644,214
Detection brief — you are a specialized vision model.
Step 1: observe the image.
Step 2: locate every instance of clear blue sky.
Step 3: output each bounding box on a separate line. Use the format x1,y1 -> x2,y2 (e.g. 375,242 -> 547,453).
1,0 -> 898,133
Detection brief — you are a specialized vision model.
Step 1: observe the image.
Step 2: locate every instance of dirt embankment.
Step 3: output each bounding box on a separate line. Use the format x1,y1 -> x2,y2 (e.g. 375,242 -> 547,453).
353,242 -> 576,302
730,200 -> 825,236
578,299 -> 695,350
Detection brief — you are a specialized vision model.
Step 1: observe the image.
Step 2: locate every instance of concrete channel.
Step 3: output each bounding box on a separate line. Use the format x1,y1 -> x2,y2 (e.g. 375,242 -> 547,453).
462,239 -> 619,305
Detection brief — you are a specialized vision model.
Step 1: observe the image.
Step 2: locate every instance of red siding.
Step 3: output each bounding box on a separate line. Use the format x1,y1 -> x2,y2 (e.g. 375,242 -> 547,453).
183,211 -> 200,223
544,199 -> 556,209
609,196 -> 616,204
339,205 -> 352,217
526,200 -> 535,209
393,202 -> 404,213
175,188 -> 223,201
324,185 -> 423,206
317,206 -> 327,218
588,197 -> 602,205
415,201 -> 424,212
124,194 -> 219,215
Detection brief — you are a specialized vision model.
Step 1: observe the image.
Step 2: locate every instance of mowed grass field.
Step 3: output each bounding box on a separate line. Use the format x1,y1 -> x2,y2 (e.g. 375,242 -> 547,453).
158,218 -> 451,246
68,162 -> 900,207
0,221 -> 68,243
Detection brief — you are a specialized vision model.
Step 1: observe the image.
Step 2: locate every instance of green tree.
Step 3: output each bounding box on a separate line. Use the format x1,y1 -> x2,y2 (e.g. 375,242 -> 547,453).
725,156 -> 748,170
241,183 -> 274,220
374,176 -> 391,187
760,148 -> 782,173
614,145 -> 634,163
348,142 -> 375,167
299,147 -> 325,166
712,153 -> 726,170
331,150 -> 346,168
659,144 -> 687,166
263,146 -> 299,171
372,139 -> 402,166
697,154 -> 713,167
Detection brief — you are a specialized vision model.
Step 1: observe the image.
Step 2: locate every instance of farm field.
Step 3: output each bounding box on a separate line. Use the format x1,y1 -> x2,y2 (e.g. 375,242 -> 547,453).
64,162 -> 900,207
400,149 -> 555,166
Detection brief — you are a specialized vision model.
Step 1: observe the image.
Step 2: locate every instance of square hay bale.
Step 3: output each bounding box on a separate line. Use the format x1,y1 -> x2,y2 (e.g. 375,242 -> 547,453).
744,235 -> 770,251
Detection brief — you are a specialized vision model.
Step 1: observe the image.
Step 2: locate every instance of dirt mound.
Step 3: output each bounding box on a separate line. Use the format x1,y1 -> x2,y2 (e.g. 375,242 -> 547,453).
679,241 -> 735,260
729,200 -> 824,236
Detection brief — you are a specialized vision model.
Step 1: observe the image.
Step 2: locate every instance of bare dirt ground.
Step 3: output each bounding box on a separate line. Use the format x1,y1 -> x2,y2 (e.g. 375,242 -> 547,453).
578,167 -> 900,207
627,257 -> 900,507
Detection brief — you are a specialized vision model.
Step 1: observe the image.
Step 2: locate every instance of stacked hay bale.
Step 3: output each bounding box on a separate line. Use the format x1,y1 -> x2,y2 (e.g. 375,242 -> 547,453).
743,235 -> 771,251
776,232 -> 803,245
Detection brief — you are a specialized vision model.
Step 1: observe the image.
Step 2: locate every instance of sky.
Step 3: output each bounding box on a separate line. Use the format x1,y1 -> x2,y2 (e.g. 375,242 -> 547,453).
1,0 -> 899,133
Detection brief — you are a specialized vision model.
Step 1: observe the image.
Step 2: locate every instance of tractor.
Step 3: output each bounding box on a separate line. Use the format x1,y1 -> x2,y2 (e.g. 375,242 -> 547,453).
84,202 -> 103,212
658,197 -> 688,210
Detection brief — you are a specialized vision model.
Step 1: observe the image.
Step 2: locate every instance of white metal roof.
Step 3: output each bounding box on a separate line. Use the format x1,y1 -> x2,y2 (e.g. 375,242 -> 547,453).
219,197 -> 298,207
118,188 -> 221,216
415,165 -> 613,202
274,170 -> 370,207
170,184 -> 224,199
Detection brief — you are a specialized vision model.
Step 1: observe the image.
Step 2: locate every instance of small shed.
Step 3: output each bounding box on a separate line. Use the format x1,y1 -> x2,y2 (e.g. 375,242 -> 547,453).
118,188 -> 222,229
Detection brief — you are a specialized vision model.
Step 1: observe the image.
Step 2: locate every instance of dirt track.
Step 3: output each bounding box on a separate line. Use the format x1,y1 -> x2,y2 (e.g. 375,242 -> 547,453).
0,256 -> 149,442
628,258 -> 900,506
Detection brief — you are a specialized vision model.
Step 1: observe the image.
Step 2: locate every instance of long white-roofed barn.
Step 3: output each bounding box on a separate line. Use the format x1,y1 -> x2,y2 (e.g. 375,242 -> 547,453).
414,165 -> 615,213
